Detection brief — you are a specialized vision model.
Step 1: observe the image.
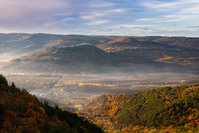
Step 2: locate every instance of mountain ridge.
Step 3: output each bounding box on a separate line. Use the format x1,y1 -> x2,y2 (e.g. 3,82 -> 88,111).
1,33 -> 199,74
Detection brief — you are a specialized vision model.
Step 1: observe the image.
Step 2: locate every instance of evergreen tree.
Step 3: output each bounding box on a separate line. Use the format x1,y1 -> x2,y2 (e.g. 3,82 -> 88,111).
0,74 -> 8,87
11,82 -> 16,88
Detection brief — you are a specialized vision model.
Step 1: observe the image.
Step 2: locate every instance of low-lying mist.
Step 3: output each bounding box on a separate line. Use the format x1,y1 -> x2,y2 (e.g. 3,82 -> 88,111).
1,68 -> 199,110
1,48 -> 199,110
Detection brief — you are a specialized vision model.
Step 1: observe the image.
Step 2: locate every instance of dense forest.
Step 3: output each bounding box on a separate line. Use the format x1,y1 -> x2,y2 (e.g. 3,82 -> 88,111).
81,83 -> 199,132
0,74 -> 103,133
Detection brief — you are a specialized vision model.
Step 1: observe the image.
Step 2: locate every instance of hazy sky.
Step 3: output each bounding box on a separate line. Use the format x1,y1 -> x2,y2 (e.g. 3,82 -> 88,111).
0,0 -> 198,36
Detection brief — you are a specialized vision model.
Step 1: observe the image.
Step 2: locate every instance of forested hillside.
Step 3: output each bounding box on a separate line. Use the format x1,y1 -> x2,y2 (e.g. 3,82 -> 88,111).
0,74 -> 103,133
80,84 -> 199,132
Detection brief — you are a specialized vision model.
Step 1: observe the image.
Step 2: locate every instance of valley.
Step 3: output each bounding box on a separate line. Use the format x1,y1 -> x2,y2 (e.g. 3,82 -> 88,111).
1,72 -> 199,111
0,33 -> 199,132
1,0 -> 199,132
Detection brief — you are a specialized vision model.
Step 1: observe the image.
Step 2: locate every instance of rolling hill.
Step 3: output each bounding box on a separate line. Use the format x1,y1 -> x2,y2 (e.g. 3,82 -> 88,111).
80,84 -> 199,132
98,37 -> 199,73
134,36 -> 199,50
0,33 -> 64,58
1,33 -> 199,74
0,33 -> 114,60
5,45 -> 113,73
0,33 -> 198,59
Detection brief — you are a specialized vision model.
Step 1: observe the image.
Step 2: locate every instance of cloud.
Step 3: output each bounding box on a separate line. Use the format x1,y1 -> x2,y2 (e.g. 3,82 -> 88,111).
0,0 -> 124,28
81,8 -> 128,25
141,0 -> 199,14
106,24 -> 157,29
136,15 -> 194,23
136,18 -> 158,22
84,20 -> 110,25
181,6 -> 199,14
0,0 -> 198,37
0,0 -> 131,32
81,9 -> 127,20
0,0 -> 67,22
136,0 -> 199,25
142,0 -> 199,10
43,17 -> 76,26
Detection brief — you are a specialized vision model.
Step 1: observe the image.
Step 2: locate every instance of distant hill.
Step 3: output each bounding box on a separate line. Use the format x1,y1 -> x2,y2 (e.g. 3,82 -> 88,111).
0,33 -> 198,59
80,84 -> 199,132
98,37 -> 199,73
0,74 -> 103,133
4,40 -> 199,74
1,33 -> 199,74
98,37 -> 170,52
5,45 -> 113,73
0,33 -> 114,59
0,33 -> 64,57
134,36 -> 199,50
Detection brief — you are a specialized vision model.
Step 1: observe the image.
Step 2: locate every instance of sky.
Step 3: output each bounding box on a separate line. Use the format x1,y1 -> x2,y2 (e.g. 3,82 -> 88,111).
0,0 -> 198,36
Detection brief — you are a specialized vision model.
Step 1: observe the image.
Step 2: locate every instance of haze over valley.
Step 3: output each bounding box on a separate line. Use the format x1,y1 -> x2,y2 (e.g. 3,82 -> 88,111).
0,33 -> 199,112
1,0 -> 199,132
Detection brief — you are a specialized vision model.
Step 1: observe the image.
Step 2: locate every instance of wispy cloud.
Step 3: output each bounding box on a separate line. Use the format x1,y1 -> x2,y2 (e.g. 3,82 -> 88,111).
134,0 -> 199,37
141,0 -> 199,11
106,24 -> 157,29
136,15 -> 194,23
0,0 -> 130,29
0,0 -> 198,36
0,0 -> 67,23
84,20 -> 110,25
43,17 -> 76,26
81,8 -> 128,25
81,9 -> 127,20
181,6 -> 199,14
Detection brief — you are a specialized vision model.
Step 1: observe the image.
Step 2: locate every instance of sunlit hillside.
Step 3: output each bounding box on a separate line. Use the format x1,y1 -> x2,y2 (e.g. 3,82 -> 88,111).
79,84 -> 199,132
